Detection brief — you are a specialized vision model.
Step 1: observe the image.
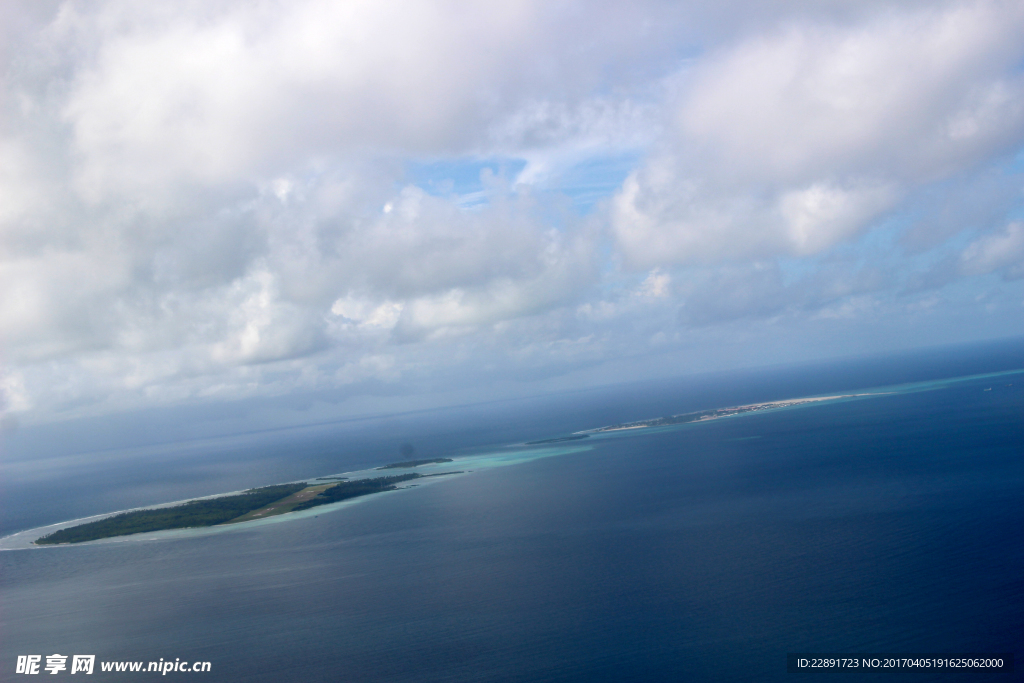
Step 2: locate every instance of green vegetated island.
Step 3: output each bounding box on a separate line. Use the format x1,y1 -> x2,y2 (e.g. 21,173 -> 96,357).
376,458 -> 452,469
35,464 -> 463,545
34,394 -> 864,546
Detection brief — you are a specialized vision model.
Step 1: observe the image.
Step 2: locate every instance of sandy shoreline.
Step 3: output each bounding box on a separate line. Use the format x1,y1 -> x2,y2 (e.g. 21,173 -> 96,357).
579,392 -> 881,434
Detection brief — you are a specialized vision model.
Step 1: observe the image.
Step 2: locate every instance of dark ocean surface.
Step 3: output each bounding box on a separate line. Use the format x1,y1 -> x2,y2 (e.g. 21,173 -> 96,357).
2,342 -> 1023,681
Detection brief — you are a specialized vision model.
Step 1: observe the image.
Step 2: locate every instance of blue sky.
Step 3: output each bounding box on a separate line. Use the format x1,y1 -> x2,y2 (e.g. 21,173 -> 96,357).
1,0 -> 1023,432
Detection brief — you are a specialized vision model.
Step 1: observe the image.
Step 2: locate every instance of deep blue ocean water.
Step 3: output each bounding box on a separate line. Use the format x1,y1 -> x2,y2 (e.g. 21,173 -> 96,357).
2,343 -> 1022,681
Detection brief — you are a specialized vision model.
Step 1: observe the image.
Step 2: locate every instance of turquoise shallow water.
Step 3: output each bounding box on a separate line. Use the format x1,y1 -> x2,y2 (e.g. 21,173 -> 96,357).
10,365 -> 1020,552
1,344 -> 1022,681
0,445 -> 594,551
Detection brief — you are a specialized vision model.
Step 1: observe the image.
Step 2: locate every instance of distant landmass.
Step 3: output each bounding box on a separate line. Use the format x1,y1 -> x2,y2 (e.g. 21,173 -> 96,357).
525,434 -> 590,445
376,458 -> 453,469
580,395 -> 864,434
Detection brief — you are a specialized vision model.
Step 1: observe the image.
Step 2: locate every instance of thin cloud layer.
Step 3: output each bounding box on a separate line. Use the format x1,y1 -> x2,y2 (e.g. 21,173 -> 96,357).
1,0 -> 1023,425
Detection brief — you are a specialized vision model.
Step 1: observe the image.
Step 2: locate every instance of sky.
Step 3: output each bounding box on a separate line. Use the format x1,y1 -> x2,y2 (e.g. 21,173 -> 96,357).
2,0 -> 1024,433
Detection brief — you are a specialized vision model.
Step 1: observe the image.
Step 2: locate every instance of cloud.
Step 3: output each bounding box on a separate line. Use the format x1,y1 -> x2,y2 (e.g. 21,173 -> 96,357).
34,0 -> 692,206
1,0 -> 1023,425
613,1 -> 1024,267
0,148 -> 597,419
678,264 -> 788,325
678,4 -> 1024,182
488,97 -> 660,187
960,221 -> 1024,278
56,0 -> 538,199
778,182 -> 897,255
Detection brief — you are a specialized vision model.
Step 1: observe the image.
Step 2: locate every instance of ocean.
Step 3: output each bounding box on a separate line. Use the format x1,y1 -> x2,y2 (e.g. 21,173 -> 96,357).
2,342 -> 1022,681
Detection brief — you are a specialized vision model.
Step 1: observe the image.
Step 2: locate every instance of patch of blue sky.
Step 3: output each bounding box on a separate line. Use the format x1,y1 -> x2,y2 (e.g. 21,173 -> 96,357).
405,158 -> 526,208
930,271 -> 1024,312
594,260 -> 647,299
1004,153 -> 1024,220
538,153 -> 641,214
1009,145 -> 1024,174
776,256 -> 824,287
405,153 -> 639,214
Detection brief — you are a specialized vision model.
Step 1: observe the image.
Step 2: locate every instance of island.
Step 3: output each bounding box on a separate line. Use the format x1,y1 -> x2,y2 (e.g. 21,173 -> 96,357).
376,458 -> 453,469
34,483 -> 308,545
525,434 -> 590,445
34,471 -> 461,545
30,392 -> 870,547
581,395 -> 865,434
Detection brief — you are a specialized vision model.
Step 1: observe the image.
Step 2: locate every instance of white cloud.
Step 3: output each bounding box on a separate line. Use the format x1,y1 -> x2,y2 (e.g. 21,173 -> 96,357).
613,1 -> 1024,267
637,269 -> 671,298
40,0 -> 687,206
1,0 -> 1023,425
0,369 -> 32,413
331,296 -> 404,330
779,181 -> 897,255
207,269 -> 329,365
677,3 -> 1024,182
55,0 -> 536,200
